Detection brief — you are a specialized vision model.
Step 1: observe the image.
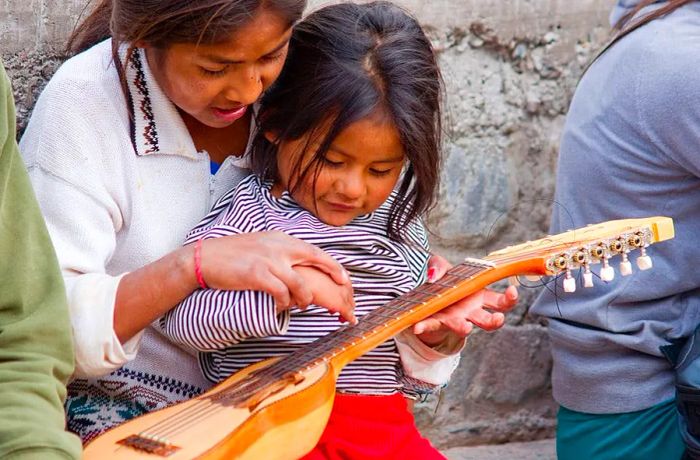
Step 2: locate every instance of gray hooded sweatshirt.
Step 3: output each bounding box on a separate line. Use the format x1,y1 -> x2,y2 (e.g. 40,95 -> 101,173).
531,0 -> 700,414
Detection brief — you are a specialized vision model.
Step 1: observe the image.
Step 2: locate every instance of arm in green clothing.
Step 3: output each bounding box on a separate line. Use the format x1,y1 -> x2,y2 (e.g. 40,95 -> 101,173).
0,62 -> 82,459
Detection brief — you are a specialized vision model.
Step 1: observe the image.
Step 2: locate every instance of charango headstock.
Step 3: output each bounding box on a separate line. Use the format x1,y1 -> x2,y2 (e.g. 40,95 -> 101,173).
486,216 -> 674,292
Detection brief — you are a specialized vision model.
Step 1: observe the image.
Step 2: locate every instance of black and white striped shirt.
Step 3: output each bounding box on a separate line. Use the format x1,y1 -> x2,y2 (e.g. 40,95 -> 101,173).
161,174 -> 430,395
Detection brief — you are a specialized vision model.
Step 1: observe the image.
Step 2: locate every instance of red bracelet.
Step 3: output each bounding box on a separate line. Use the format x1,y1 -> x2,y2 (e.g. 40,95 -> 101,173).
194,239 -> 208,289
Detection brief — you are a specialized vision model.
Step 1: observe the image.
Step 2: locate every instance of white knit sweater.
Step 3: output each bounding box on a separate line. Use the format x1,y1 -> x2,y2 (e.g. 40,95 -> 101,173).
20,39 -> 460,441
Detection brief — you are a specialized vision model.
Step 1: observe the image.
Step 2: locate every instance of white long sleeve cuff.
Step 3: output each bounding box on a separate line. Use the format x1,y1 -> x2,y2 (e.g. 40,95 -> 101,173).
65,272 -> 141,377
395,329 -> 465,386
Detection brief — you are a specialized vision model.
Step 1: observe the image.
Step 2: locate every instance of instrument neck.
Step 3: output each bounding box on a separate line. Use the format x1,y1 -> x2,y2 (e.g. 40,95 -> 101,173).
286,259 -> 496,371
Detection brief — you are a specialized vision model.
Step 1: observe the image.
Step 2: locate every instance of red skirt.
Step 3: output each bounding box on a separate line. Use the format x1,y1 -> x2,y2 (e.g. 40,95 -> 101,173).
300,393 -> 446,460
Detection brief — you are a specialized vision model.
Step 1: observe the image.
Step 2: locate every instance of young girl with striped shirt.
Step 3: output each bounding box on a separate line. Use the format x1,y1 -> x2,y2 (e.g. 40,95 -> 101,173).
161,2 -> 465,458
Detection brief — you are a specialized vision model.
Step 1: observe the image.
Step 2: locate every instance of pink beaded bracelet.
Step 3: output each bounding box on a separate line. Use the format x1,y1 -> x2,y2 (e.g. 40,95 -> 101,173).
194,239 -> 208,289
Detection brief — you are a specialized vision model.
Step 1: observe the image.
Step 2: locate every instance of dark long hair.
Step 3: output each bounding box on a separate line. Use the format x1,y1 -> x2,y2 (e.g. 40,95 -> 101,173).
250,1 -> 443,242
66,0 -> 306,100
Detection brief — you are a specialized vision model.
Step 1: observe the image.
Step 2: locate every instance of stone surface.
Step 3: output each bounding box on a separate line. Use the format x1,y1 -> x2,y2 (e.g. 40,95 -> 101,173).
415,325 -> 557,447
2,0 -> 617,449
0,0 -> 86,52
444,438 -> 556,460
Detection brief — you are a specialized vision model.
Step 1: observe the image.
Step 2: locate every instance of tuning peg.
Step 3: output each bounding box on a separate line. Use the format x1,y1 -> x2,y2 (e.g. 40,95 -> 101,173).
600,257 -> 615,282
636,247 -> 652,271
620,260 -> 633,276
563,270 -> 576,293
620,252 -> 633,276
583,264 -> 594,288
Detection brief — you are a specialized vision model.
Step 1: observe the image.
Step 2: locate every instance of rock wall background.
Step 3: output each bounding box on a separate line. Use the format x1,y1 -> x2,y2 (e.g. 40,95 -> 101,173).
1,0 -> 615,448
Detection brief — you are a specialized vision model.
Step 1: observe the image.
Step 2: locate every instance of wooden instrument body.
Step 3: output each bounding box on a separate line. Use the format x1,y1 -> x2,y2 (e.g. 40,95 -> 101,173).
83,357 -> 340,459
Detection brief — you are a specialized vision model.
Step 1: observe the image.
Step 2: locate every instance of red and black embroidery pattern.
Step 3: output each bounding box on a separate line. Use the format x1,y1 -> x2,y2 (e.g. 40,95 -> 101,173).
130,50 -> 160,155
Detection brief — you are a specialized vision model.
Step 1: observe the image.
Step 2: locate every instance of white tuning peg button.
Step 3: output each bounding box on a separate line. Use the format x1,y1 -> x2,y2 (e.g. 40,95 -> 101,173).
600,263 -> 615,282
637,255 -> 652,271
636,247 -> 653,271
583,271 -> 594,288
620,260 -> 633,276
563,274 -> 576,293
563,277 -> 576,293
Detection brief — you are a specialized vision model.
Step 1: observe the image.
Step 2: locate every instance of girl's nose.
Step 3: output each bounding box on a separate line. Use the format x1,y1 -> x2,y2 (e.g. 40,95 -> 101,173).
337,172 -> 365,200
225,65 -> 262,106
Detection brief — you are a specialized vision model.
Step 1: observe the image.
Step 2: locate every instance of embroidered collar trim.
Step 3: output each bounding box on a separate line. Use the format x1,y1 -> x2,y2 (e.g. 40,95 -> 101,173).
124,47 -> 198,158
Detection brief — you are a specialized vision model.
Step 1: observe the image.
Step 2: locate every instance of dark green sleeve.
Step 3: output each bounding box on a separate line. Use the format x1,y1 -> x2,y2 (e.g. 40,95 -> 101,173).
0,62 -> 82,459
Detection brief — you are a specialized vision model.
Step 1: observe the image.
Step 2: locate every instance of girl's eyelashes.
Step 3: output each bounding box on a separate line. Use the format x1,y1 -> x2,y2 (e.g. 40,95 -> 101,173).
321,157 -> 394,177
261,52 -> 285,63
200,66 -> 229,77
369,168 -> 394,177
199,51 -> 283,77
321,155 -> 397,176
322,157 -> 344,168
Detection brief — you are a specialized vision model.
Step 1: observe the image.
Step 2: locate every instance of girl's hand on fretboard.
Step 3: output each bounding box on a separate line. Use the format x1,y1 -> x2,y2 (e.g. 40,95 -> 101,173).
412,255 -> 518,346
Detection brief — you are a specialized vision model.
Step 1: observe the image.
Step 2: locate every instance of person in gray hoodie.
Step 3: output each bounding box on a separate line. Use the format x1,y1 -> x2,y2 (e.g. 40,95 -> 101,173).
531,1 -> 700,459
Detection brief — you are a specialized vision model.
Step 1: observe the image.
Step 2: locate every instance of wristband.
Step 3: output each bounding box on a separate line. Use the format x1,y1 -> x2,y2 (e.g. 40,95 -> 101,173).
194,239 -> 208,289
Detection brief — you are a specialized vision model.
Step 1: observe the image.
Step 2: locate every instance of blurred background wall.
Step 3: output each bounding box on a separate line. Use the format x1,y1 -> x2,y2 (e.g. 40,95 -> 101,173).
0,0 -> 616,449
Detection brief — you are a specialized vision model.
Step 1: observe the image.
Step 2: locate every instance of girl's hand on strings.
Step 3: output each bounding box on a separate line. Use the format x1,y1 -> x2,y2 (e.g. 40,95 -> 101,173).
412,254 -> 518,347
197,232 -> 354,315
286,266 -> 357,325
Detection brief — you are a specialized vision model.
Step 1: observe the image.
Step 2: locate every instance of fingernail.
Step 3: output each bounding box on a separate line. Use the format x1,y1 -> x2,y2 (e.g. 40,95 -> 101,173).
427,267 -> 436,283
414,324 -> 424,334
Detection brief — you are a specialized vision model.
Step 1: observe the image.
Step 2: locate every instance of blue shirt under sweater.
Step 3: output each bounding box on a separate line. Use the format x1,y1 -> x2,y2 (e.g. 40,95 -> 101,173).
531,1 -> 700,414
